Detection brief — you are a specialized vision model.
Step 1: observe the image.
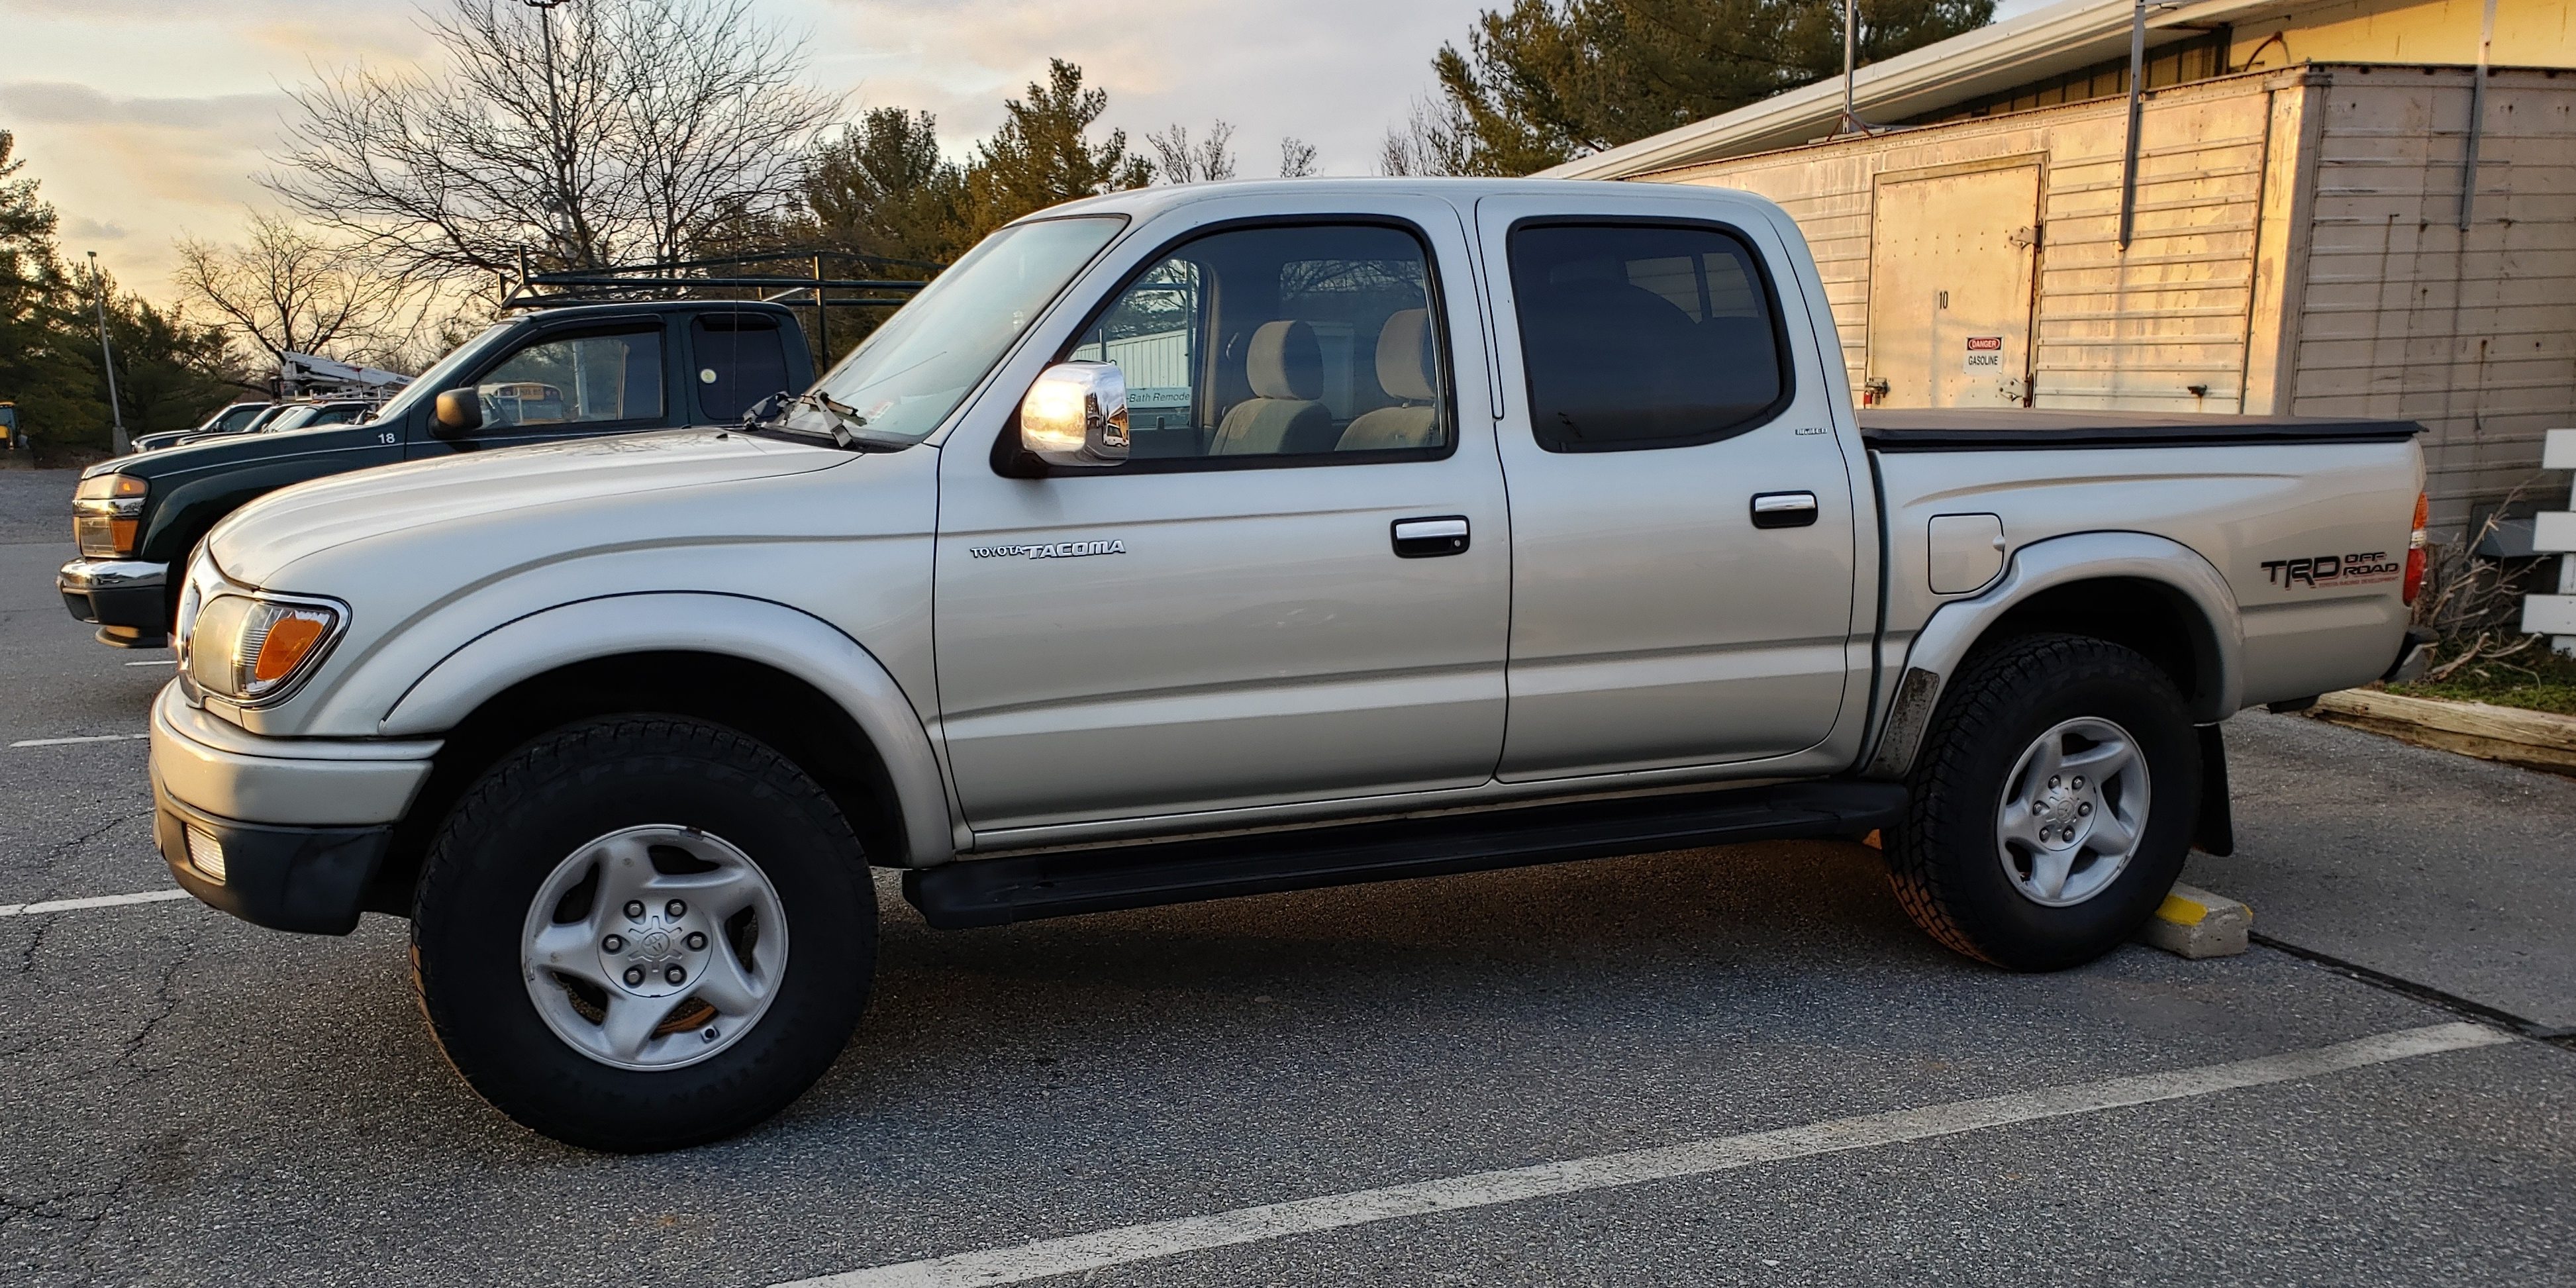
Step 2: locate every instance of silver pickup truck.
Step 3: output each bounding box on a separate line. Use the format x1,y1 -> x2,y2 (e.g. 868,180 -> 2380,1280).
147,178 -> 2430,1151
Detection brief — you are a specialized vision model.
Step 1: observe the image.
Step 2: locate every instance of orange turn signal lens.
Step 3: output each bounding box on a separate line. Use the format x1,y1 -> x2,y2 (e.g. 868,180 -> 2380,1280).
250,609 -> 332,684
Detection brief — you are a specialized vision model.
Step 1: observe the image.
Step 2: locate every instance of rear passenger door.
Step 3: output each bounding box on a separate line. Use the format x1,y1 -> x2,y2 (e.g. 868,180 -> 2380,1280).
1475,196 -> 1860,781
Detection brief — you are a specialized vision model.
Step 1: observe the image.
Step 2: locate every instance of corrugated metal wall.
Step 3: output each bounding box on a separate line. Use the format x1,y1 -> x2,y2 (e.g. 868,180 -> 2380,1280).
2286,67 -> 2576,531
2029,84 -> 2277,411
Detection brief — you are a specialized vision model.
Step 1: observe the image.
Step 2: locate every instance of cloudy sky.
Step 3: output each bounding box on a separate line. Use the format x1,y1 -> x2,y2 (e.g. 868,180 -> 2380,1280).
1,0 -> 1507,299
2,0 -> 2048,303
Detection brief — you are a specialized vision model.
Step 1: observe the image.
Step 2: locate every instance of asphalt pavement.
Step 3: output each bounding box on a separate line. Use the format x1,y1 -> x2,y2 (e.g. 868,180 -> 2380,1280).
2,467 -> 2570,1286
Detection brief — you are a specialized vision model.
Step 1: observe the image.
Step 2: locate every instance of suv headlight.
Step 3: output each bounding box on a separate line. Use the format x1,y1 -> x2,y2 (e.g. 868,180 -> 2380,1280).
73,473 -> 148,558
181,589 -> 348,707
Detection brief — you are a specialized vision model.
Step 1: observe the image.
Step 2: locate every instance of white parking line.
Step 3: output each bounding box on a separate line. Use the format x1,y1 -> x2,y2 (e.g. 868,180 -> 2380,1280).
123,660 -> 171,667
0,889 -> 193,917
780,1022 -> 2514,1288
8,733 -> 150,748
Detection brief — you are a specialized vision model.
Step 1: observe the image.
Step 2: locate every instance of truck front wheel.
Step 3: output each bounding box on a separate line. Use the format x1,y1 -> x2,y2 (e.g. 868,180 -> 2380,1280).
411,717 -> 875,1151
1888,634 -> 2200,971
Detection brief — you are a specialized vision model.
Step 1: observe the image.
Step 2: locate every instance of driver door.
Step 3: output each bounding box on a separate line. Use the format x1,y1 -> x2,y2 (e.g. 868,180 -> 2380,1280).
407,319 -> 673,457
932,199 -> 1512,836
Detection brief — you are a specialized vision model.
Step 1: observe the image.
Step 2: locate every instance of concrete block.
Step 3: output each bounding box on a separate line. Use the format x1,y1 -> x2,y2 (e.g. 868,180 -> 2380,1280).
2138,883 -> 2251,959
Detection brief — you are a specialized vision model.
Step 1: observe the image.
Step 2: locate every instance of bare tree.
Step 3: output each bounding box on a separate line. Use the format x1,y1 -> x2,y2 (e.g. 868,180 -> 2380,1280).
266,0 -> 839,304
1277,136 -> 1320,178
615,0 -> 838,264
173,213 -> 422,366
1146,120 -> 1238,185
1378,95 -> 1477,176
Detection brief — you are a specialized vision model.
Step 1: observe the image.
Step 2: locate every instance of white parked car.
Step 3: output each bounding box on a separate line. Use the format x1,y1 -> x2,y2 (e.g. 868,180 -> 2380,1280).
149,179 -> 2431,1150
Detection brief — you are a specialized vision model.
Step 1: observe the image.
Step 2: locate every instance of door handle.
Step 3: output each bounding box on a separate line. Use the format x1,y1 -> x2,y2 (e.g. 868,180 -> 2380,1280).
1750,491 -> 1819,529
1392,516 -> 1470,558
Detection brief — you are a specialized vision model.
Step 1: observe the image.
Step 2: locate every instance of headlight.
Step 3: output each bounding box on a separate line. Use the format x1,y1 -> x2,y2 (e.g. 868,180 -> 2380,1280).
73,473 -> 147,558
181,590 -> 347,707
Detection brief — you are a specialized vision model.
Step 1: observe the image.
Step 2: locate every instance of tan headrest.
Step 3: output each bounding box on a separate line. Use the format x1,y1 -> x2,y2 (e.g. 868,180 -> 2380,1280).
1246,320 -> 1322,401
1374,309 -> 1435,402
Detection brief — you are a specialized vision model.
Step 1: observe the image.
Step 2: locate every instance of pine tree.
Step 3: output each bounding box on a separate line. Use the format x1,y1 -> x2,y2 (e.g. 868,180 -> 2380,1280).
960,60 -> 1154,238
0,129 -> 109,452
1416,0 -> 1994,175
803,108 -> 971,266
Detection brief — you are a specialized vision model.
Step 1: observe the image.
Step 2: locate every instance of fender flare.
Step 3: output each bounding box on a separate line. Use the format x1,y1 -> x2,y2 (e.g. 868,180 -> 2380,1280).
380,592 -> 954,867
1863,531 -> 2243,778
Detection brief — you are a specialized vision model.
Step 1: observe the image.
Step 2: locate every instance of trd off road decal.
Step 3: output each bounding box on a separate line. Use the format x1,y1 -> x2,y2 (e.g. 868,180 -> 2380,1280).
2260,551 -> 2401,589
967,539 -> 1127,560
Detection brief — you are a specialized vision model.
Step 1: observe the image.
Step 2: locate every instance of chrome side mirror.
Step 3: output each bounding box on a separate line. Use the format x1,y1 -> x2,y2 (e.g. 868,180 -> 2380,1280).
1018,362 -> 1128,468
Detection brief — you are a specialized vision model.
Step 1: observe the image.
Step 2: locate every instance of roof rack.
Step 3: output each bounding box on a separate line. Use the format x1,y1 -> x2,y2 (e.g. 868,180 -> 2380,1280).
498,247 -> 942,366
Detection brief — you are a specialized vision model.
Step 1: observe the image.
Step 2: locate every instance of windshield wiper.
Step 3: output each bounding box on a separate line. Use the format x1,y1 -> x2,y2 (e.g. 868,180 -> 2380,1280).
740,391 -> 880,450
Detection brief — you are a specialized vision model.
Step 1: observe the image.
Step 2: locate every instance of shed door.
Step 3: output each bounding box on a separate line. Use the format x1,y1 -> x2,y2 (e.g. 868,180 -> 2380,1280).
1865,164 -> 2040,408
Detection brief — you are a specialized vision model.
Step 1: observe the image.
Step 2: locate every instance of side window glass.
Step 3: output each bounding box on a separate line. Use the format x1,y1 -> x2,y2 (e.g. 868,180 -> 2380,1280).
690,314 -> 791,423
1059,223 -> 1448,464
1506,224 -> 1786,452
476,328 -> 664,429
1068,260 -> 1203,457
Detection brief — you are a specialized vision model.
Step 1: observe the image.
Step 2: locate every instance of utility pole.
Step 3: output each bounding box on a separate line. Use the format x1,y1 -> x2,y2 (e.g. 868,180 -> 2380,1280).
1840,0 -> 1873,136
86,250 -> 127,455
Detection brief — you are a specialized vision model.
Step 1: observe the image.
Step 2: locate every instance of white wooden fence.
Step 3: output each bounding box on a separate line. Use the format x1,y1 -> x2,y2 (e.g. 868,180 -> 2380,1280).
2522,429 -> 2576,656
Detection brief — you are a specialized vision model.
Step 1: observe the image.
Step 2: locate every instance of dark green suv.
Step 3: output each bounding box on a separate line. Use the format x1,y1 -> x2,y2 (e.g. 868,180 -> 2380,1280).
60,301 -> 809,648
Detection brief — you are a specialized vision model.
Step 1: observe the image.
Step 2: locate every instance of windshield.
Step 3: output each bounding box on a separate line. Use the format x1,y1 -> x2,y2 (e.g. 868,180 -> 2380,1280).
370,322 -> 512,424
796,215 -> 1125,448
206,404 -> 266,434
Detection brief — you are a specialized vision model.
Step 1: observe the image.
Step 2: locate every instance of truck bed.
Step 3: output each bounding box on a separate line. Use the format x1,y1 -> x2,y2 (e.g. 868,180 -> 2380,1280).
1858,409 -> 2424,452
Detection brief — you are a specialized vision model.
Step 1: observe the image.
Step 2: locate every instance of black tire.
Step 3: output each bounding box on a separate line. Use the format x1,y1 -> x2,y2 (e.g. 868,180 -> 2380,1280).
1887,633 -> 2199,971
412,717 -> 875,1152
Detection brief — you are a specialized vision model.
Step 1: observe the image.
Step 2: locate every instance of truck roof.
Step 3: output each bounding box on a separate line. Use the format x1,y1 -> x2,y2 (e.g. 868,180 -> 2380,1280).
1030,175 -> 1785,224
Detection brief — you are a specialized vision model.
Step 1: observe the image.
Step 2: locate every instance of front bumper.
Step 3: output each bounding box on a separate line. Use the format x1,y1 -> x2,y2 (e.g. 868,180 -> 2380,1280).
156,789 -> 395,936
57,557 -> 169,647
150,683 -> 441,935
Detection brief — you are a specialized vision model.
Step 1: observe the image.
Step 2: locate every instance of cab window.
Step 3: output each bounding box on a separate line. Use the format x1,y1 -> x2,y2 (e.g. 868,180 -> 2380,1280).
1061,223 -> 1448,465
475,328 -> 664,428
690,314 -> 791,423
1507,223 -> 1788,452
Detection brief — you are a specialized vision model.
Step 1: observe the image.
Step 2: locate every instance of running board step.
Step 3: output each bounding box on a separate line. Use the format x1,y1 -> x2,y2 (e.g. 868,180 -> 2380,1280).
904,780 -> 1908,930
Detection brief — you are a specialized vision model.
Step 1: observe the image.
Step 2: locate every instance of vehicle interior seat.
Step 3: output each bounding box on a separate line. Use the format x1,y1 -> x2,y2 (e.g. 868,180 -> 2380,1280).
1211,320 -> 1336,456
1336,309 -> 1440,452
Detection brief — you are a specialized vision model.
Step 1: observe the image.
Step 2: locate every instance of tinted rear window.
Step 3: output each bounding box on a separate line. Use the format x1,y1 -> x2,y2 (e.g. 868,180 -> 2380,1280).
1507,223 -> 1787,452
691,314 -> 792,423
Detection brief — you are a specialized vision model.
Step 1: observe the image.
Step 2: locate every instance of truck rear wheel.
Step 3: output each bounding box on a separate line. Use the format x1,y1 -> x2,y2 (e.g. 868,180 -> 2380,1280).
1887,634 -> 2199,971
411,717 -> 875,1151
